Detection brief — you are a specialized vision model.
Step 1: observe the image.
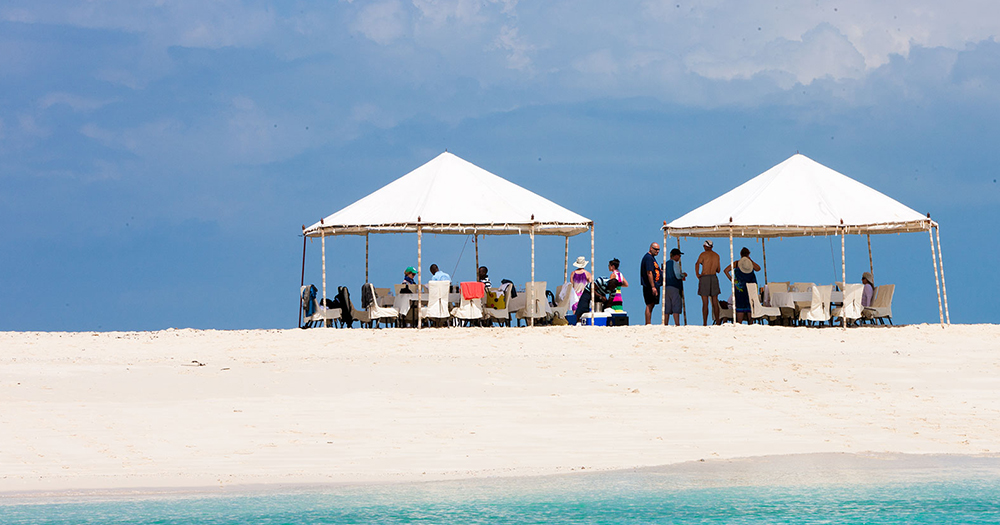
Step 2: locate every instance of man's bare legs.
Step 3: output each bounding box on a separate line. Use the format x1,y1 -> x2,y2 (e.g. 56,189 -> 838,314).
645,303 -> 655,325
711,296 -> 720,324
701,295 -> 710,326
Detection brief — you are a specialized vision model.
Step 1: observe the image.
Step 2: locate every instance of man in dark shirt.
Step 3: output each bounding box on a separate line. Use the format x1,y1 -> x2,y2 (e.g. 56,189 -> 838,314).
640,242 -> 662,325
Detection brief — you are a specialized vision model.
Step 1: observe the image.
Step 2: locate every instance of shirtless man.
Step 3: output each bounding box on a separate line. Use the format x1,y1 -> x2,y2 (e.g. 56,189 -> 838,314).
694,240 -> 721,325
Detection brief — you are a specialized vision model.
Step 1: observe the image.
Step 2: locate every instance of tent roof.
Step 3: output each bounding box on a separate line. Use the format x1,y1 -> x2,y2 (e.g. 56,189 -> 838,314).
304,152 -> 591,237
665,154 -> 935,238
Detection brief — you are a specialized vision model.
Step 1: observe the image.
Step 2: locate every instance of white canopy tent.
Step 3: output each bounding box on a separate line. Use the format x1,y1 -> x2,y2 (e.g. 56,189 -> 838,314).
301,152 -> 594,327
663,153 -> 950,326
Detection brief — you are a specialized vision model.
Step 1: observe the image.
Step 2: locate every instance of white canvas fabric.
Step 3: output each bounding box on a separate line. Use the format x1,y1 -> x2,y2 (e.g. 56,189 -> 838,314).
305,152 -> 591,237
666,154 -> 934,237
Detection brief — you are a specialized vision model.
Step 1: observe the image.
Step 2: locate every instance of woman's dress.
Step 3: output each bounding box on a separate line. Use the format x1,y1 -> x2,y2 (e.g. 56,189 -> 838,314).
734,267 -> 757,314
570,270 -> 589,311
610,270 -> 625,312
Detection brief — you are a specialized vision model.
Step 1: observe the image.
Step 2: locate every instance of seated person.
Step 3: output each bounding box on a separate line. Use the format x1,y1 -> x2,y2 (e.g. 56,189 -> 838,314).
429,263 -> 451,282
478,266 -> 491,288
862,272 -> 875,307
402,266 -> 417,285
573,277 -> 620,322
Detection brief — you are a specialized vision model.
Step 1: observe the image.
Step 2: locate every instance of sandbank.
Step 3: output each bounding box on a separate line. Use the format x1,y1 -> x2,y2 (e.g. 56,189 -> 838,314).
1,324 -> 997,494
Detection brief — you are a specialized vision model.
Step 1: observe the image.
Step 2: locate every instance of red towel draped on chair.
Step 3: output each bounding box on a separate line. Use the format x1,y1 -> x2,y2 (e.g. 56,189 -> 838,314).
460,281 -> 485,300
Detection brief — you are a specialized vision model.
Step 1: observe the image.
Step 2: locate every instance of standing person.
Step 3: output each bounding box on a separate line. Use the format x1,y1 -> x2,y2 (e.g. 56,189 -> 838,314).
569,256 -> 592,311
724,247 -> 761,324
429,264 -> 451,282
639,243 -> 662,325
607,259 -> 629,312
695,240 -> 721,325
663,248 -> 687,325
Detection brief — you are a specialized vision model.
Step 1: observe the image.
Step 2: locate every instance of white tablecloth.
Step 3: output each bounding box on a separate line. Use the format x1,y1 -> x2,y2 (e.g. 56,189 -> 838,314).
392,292 -> 462,316
769,291 -> 843,309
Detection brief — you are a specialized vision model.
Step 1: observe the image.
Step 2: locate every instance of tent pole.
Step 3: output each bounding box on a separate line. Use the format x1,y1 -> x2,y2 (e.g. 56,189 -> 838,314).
729,225 -> 735,326
866,234 -> 874,275
841,227 -> 846,329
417,225 -> 423,329
474,234 -> 479,281
321,230 -> 327,310
929,227 -> 944,326
590,223 -> 595,324
678,237 -> 686,326
661,227 -> 667,326
760,238 -> 768,284
299,233 -> 307,327
365,232 -> 369,284
530,224 -> 535,328
564,236 -> 569,284
935,226 -> 951,324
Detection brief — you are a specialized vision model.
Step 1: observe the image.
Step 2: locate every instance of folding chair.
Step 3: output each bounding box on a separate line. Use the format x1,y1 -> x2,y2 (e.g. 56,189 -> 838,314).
862,284 -> 895,325
798,285 -> 832,326
516,281 -> 548,326
421,280 -> 452,327
362,283 -> 400,328
832,283 -> 864,326
747,283 -> 780,324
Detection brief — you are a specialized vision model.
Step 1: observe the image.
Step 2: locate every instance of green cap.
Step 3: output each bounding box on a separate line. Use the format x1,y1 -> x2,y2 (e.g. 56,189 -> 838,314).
405,266 -> 418,275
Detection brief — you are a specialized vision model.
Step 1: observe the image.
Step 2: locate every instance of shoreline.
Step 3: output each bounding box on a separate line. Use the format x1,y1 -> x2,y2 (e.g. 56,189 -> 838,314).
4,451 -> 1000,502
2,325 -> 998,494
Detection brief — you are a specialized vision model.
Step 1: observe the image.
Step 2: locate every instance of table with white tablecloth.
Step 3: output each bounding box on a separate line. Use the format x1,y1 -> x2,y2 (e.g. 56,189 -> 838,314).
768,291 -> 843,309
392,292 -> 462,316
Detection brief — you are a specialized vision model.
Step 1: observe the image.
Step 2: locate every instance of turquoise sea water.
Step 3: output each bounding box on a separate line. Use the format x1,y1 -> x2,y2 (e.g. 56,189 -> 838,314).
4,457 -> 1000,524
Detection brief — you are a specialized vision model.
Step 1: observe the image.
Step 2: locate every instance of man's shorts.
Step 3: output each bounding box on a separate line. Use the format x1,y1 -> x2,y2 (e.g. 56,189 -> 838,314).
698,274 -> 721,297
664,286 -> 683,314
642,286 -> 659,306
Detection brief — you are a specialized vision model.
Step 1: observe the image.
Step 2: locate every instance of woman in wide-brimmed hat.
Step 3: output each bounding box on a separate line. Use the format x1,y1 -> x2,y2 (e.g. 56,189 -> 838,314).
569,256 -> 592,311
724,247 -> 761,324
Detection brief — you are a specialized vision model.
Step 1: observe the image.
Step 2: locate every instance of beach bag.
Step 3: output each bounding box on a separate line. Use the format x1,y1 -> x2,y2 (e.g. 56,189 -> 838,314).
486,290 -> 506,309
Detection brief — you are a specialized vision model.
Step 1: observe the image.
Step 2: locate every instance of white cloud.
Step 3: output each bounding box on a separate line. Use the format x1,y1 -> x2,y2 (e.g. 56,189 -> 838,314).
18,114 -> 48,137
492,24 -> 533,70
353,0 -> 409,45
686,24 -> 867,86
39,93 -> 114,112
573,49 -> 619,76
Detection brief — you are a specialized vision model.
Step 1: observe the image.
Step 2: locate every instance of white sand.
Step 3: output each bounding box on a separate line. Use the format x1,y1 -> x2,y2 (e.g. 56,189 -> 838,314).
1,324 -> 998,493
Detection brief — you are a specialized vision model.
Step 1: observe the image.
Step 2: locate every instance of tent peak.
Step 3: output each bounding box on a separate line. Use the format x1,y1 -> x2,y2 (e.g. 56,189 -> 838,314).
666,153 -> 933,237
304,151 -> 591,237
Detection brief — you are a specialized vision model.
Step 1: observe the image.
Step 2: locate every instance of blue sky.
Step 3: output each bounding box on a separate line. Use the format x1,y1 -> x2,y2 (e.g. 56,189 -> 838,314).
1,0 -> 998,330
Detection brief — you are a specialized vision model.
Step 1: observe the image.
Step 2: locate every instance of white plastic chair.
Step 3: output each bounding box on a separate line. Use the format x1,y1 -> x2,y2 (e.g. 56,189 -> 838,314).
484,284 -> 513,327
552,282 -> 574,319
862,284 -> 895,325
300,285 -> 342,328
832,283 -> 864,325
363,283 -> 400,328
747,283 -> 781,324
374,287 -> 393,308
791,282 -> 815,293
516,281 -> 548,326
798,285 -> 832,325
421,280 -> 451,326
451,282 -> 485,326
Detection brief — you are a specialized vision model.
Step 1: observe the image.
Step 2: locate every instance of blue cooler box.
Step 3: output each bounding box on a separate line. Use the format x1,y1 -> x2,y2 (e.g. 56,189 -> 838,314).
581,312 -> 611,326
